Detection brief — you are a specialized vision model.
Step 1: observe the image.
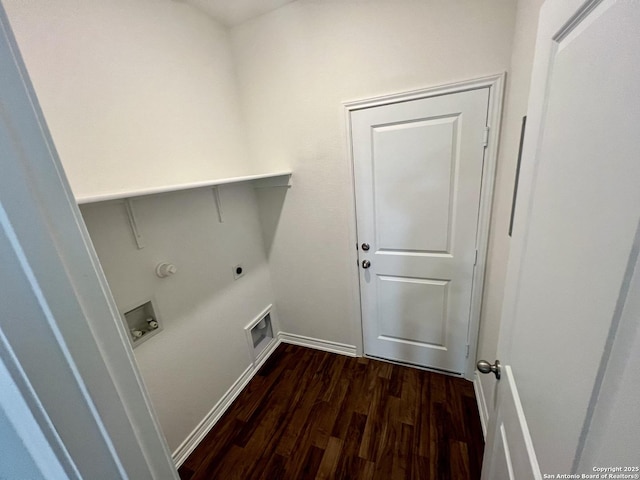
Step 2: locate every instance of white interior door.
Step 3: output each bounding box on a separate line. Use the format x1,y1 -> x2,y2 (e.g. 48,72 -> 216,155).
482,0 -> 640,476
351,88 -> 489,374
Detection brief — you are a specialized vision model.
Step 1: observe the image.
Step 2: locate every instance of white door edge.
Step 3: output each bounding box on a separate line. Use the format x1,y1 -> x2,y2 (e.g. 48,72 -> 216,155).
504,366 -> 543,479
473,372 -> 490,438
0,5 -> 178,478
481,365 -> 543,480
343,73 -> 506,379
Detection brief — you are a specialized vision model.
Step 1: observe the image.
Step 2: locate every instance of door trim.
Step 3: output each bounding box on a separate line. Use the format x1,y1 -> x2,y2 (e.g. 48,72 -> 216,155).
344,74 -> 505,380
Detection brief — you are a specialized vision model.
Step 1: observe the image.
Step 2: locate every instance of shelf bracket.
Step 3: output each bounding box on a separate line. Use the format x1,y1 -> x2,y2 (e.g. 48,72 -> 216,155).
124,198 -> 145,249
212,186 -> 224,223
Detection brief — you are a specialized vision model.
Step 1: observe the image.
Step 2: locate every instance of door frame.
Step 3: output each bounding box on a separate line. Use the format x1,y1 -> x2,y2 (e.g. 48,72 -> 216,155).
343,74 -> 505,380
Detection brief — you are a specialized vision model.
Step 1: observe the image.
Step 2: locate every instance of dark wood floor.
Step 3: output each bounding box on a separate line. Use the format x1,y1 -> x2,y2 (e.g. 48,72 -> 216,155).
179,344 -> 484,480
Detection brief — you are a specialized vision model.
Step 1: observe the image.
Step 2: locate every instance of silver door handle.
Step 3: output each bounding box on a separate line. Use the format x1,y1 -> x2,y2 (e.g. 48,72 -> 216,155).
362,260 -> 371,269
477,359 -> 501,380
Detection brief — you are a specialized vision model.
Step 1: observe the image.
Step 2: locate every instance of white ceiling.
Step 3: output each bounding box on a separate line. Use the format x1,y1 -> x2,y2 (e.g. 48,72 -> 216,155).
184,0 -> 297,26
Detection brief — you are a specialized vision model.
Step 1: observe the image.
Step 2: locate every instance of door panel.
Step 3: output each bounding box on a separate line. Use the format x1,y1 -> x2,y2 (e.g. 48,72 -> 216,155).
352,88 -> 489,374
377,275 -> 448,347
373,115 -> 459,253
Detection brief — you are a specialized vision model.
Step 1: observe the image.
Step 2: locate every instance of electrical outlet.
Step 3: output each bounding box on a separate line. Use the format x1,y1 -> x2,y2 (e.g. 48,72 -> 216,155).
233,264 -> 245,280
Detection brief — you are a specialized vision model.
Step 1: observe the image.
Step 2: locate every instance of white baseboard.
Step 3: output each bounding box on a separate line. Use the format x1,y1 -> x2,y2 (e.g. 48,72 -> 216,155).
172,337 -> 281,467
278,331 -> 357,357
473,372 -> 489,439
172,332 -> 355,466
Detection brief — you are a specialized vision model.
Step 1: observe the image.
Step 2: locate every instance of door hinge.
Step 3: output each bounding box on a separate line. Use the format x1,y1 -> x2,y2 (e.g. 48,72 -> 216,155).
473,249 -> 478,266
483,126 -> 490,148
466,344 -> 470,358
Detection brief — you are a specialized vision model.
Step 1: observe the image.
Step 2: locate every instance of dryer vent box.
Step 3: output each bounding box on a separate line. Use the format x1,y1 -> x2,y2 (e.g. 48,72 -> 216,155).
245,309 -> 274,364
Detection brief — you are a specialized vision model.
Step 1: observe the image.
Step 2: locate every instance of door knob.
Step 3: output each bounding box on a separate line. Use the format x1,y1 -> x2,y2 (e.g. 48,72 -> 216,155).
362,260 -> 371,269
477,359 -> 501,380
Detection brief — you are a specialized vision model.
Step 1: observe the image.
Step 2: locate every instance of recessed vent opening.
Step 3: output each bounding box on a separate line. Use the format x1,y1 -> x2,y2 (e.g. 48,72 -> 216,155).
245,310 -> 274,364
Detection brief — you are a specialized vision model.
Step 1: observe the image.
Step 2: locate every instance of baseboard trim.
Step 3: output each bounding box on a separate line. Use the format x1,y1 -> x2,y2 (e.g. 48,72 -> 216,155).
278,332 -> 357,357
473,372 -> 489,439
172,332 -> 356,466
172,337 -> 282,467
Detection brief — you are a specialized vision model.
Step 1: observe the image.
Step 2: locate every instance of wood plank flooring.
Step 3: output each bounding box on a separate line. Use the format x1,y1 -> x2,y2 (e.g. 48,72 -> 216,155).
179,344 -> 484,480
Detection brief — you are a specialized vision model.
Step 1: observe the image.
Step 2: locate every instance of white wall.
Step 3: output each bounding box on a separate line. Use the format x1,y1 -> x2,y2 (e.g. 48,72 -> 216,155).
231,0 -> 517,350
3,0 -> 251,200
80,184 -> 277,451
476,0 -> 545,417
3,0 -> 281,455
